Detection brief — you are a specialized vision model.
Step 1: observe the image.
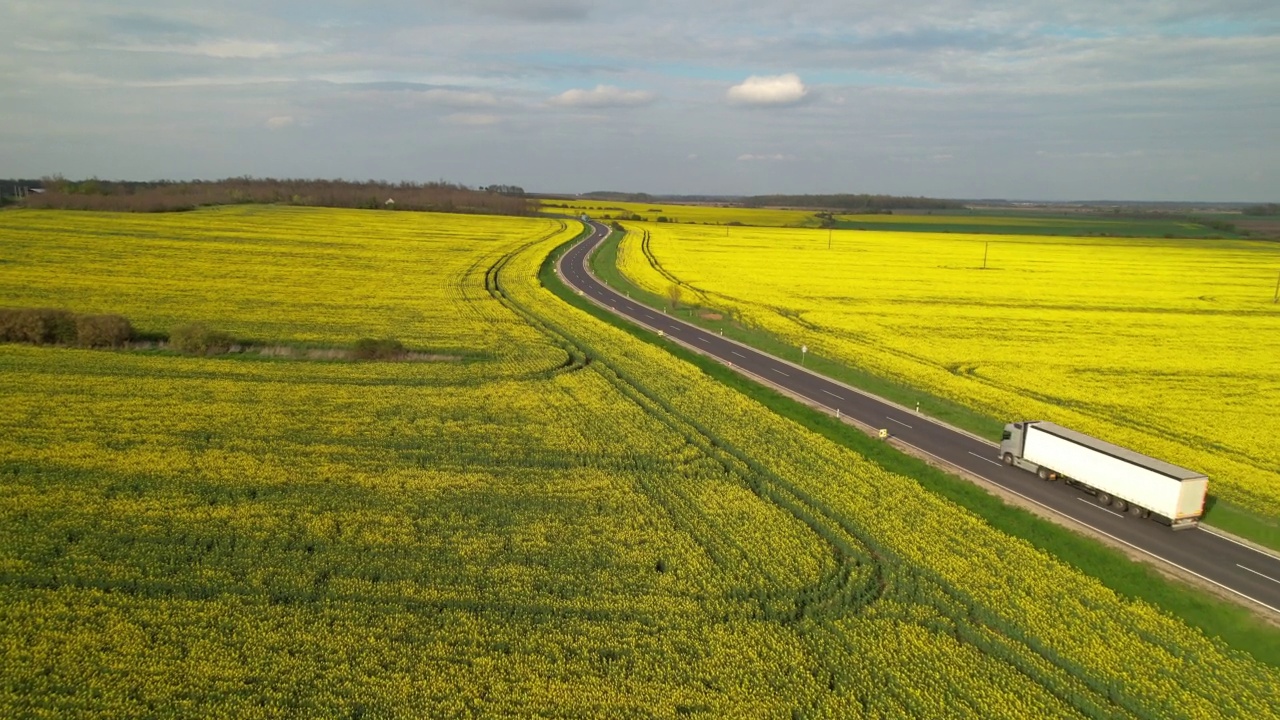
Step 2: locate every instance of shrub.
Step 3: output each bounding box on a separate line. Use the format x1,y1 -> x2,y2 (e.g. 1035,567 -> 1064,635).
169,323 -> 234,356
0,308 -> 77,344
352,337 -> 406,360
76,314 -> 134,348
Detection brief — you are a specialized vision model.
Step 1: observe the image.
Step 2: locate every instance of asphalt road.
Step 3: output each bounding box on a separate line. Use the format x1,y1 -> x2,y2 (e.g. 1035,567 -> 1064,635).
559,221 -> 1280,617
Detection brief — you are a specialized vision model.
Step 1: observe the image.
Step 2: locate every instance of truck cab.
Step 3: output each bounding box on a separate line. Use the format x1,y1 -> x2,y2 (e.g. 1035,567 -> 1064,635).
999,422 -> 1025,464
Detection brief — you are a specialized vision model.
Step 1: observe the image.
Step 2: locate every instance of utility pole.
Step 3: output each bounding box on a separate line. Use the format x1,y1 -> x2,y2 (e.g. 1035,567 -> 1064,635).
1274,268 -> 1279,304
828,228 -> 832,250
982,241 -> 989,270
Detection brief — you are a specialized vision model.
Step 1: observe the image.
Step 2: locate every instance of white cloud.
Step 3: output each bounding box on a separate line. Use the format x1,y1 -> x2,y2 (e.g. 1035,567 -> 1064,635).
549,85 -> 656,108
738,153 -> 795,161
727,74 -> 809,105
265,115 -> 295,130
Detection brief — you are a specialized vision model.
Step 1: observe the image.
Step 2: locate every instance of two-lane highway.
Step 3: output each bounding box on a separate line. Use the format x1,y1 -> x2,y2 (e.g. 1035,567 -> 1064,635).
558,221 -> 1280,616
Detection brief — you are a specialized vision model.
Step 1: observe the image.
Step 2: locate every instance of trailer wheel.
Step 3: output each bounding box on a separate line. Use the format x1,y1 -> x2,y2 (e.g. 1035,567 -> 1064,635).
1113,498 -> 1129,513
1036,466 -> 1051,480
1002,453 -> 1014,466
1096,493 -> 1112,506
1128,504 -> 1148,519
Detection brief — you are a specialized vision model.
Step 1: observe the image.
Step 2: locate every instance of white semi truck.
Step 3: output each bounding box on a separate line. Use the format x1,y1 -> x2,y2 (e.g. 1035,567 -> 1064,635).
999,421 -> 1208,529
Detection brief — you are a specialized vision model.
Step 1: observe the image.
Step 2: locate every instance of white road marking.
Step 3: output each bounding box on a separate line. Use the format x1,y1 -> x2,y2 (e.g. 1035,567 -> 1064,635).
731,351 -> 747,358
1200,527 -> 1280,561
1237,565 -> 1280,585
967,451 -> 1003,467
822,390 -> 844,400
696,337 -> 709,343
1077,497 -> 1125,517
771,368 -> 789,377
887,416 -> 914,429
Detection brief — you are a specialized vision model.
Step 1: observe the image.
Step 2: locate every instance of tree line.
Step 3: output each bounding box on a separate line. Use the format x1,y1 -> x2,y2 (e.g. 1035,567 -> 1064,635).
742,193 -> 965,211
8,177 -> 534,215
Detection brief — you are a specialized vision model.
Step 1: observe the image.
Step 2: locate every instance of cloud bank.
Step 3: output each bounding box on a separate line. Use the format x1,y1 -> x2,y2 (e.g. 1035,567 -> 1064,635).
2,1 -> 1277,200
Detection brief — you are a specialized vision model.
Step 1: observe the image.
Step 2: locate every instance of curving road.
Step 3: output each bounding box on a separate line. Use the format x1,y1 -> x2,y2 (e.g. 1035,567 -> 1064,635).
558,221 -> 1280,617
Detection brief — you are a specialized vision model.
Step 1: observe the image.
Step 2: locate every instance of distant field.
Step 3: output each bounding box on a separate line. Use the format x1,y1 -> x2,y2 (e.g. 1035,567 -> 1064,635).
617,222 -> 1280,520
1,207 -> 1277,716
834,212 -> 1242,238
542,198 -> 1240,238
545,198 -> 820,226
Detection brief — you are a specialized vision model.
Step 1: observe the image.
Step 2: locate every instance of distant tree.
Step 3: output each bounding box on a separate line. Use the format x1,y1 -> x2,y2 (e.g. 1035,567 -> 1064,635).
666,283 -> 683,309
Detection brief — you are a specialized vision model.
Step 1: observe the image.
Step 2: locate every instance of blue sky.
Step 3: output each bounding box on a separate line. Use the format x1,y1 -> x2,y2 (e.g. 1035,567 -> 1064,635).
2,0 -> 1277,200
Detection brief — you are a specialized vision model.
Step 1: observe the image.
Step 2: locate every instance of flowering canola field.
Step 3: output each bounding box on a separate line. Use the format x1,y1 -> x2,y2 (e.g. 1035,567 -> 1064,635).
617,223 -> 1280,516
0,207 -> 1276,717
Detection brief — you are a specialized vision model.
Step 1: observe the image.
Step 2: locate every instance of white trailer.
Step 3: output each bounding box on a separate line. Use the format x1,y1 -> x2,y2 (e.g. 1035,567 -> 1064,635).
999,421 -> 1207,529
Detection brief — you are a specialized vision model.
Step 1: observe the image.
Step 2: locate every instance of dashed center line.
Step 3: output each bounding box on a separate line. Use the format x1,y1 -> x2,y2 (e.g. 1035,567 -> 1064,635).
1237,565 -> 1280,585
1077,497 -> 1125,517
771,368 -> 790,377
822,390 -> 844,400
967,451 -> 1003,467
731,351 -> 746,358
887,416 -> 914,429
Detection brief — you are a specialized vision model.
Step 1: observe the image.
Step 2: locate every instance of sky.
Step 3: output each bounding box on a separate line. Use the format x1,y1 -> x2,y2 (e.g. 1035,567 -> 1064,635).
2,1 -> 1278,201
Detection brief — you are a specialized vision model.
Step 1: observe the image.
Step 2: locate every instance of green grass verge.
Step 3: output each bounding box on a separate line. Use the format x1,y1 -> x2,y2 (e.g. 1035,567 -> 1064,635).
548,232 -> 1280,667
1203,498 -> 1280,551
591,226 -> 1280,552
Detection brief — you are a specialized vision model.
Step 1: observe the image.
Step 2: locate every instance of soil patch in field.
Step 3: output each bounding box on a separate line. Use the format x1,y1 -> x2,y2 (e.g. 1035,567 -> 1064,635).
125,340 -> 461,362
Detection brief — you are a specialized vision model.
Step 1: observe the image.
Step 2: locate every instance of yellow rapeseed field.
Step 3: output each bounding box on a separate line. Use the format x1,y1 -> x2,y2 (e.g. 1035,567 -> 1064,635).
617,222 -> 1280,516
1,206 -> 1276,717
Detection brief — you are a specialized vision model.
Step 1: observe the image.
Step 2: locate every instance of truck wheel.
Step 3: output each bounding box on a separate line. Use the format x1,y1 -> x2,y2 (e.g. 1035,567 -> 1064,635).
1002,453 -> 1014,466
1113,499 -> 1129,513
1096,493 -> 1112,506
1036,467 -> 1051,480
1128,504 -> 1147,518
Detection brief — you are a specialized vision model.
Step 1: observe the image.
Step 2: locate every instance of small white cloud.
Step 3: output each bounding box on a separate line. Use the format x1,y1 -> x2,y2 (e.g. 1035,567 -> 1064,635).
444,113 -> 501,126
549,85 -> 655,108
737,153 -> 795,162
727,74 -> 808,106
265,116 -> 295,130
687,153 -> 699,160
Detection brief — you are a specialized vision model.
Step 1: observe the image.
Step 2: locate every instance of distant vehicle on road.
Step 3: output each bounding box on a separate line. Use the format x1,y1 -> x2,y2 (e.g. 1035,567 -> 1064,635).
1000,421 -> 1208,529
